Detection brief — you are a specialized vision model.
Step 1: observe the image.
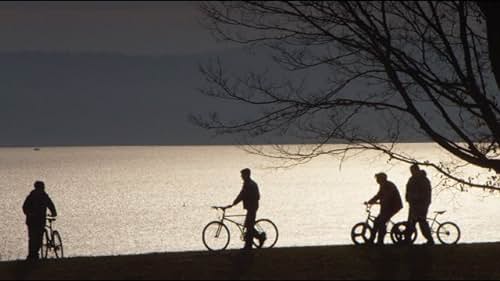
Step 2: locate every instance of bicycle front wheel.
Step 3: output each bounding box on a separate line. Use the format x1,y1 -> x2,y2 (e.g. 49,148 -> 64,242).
390,221 -> 418,245
351,222 -> 373,245
202,221 -> 230,251
254,219 -> 278,248
436,222 -> 460,244
52,231 -> 64,258
40,229 -> 50,259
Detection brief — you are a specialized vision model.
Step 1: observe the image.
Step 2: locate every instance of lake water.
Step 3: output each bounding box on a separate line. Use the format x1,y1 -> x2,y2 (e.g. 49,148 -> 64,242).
1,144 -> 500,261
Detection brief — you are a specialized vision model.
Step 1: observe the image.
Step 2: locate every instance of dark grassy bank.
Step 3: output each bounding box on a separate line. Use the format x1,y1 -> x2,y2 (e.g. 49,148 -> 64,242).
1,243 -> 499,280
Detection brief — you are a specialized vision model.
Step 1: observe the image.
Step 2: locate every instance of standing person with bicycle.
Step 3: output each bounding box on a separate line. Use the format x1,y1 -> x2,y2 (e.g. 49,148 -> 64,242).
225,168 -> 266,250
365,173 -> 403,245
405,164 -> 435,245
22,181 -> 57,260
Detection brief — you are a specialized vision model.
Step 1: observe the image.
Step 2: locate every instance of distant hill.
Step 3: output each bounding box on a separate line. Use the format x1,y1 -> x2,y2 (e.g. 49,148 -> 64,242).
0,50 -> 254,146
0,51 -> 432,146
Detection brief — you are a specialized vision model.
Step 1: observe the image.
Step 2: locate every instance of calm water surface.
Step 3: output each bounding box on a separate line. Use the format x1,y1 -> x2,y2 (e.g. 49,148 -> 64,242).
1,144 -> 499,261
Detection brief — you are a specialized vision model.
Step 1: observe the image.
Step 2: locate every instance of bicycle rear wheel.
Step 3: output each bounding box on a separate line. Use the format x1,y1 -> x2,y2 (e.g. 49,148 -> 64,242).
202,221 -> 230,251
52,231 -> 64,258
253,219 -> 278,248
40,229 -> 50,259
436,222 -> 460,244
351,222 -> 373,245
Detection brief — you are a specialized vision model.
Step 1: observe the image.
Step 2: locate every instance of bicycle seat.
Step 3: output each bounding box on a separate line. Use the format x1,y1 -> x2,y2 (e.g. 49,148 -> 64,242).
434,210 -> 446,215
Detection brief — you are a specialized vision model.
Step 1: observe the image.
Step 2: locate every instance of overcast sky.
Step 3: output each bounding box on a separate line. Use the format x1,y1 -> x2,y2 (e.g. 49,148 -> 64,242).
0,1 -> 271,146
0,2 -> 218,146
0,1 -> 430,146
0,1 -> 224,55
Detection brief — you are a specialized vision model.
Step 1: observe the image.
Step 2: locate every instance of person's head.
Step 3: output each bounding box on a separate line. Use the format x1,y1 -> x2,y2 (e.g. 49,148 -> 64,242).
34,181 -> 45,191
375,172 -> 387,185
241,168 -> 251,181
410,164 -> 420,176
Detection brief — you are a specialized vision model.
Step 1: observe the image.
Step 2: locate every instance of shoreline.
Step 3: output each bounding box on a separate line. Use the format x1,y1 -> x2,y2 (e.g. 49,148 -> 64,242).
1,243 -> 499,280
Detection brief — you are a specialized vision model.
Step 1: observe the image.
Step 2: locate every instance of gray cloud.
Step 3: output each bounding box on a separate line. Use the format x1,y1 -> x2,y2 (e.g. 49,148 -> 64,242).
0,1 -> 226,55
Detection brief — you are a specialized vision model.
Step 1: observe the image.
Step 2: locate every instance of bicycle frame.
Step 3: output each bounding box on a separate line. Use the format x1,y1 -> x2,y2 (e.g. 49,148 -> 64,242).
215,207 -> 248,239
427,212 -> 445,234
363,204 -> 397,229
45,219 -> 55,238
407,211 -> 444,234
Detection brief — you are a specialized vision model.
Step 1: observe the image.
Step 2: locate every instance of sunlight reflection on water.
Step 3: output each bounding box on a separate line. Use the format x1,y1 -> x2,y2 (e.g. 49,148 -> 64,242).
1,144 -> 499,261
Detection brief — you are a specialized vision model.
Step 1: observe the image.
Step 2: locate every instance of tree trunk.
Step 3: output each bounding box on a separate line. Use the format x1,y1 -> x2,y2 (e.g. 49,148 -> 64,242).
478,1 -> 500,90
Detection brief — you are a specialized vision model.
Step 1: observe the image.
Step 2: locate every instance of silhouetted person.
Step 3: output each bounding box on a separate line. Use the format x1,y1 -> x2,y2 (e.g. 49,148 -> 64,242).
405,164 -> 435,245
22,181 -> 57,260
365,173 -> 403,245
226,168 -> 266,250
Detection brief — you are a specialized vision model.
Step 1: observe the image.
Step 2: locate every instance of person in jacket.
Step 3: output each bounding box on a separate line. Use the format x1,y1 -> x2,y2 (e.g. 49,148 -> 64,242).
22,181 -> 57,260
405,164 -> 435,245
226,168 -> 266,250
365,172 -> 403,245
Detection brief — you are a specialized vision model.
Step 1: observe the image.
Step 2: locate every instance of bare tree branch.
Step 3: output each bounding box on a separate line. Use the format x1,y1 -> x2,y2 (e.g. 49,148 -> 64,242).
194,1 -> 500,190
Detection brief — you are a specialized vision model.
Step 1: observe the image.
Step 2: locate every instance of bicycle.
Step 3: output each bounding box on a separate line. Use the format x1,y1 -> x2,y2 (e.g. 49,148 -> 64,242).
41,216 -> 64,259
391,210 -> 461,245
202,206 -> 279,251
351,204 -> 416,245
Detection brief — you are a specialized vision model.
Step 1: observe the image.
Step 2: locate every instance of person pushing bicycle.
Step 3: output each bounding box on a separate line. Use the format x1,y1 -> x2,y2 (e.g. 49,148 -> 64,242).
364,173 -> 403,245
405,164 -> 435,245
224,168 -> 266,250
22,181 -> 57,260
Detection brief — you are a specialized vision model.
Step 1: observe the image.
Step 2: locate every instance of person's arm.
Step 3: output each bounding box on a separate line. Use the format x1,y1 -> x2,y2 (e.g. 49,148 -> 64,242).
22,194 -> 32,216
231,189 -> 244,207
405,182 -> 410,202
47,195 -> 57,217
423,178 -> 432,205
366,188 -> 381,205
406,179 -> 417,202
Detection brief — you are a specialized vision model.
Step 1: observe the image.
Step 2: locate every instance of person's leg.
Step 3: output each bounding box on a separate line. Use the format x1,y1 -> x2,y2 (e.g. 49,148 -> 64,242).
417,206 -> 434,244
371,216 -> 381,244
418,219 -> 434,244
244,209 -> 257,249
372,214 -> 388,245
405,206 -> 417,244
27,224 -> 35,259
375,213 -> 391,245
34,226 -> 45,257
27,224 -> 43,260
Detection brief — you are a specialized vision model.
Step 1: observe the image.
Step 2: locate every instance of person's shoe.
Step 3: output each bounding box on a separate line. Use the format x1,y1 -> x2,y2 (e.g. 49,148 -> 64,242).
241,246 -> 252,251
425,240 -> 435,246
26,255 -> 39,262
258,232 -> 267,248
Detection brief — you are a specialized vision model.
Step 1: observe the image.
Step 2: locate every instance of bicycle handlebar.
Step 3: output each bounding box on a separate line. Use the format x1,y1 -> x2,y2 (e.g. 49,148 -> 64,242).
211,206 -> 229,211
